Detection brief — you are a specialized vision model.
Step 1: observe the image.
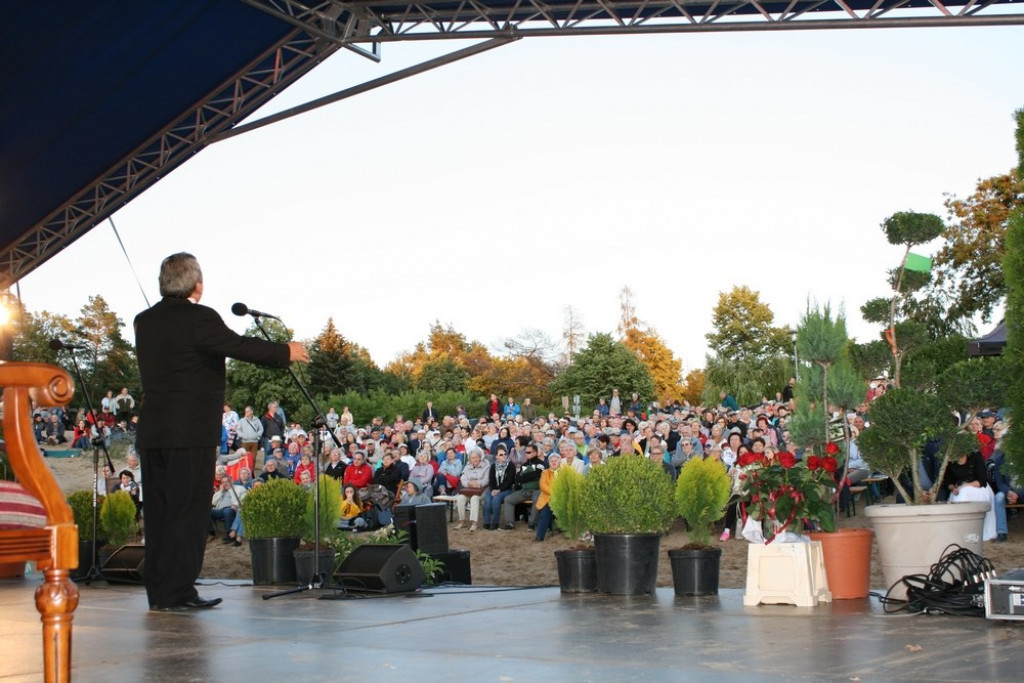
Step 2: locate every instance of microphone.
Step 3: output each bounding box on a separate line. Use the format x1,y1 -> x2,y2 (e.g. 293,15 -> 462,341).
49,338 -> 87,351
231,302 -> 281,321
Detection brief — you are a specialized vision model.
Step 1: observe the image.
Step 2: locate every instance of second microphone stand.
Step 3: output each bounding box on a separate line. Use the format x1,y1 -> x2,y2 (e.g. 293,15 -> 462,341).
245,313 -> 348,601
60,346 -> 116,584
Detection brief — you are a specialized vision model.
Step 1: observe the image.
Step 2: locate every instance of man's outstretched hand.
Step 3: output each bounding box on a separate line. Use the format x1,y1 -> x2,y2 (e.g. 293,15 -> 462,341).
288,342 -> 310,363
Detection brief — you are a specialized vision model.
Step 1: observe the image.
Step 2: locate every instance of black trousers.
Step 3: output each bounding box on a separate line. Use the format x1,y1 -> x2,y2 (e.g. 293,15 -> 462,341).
138,447 -> 217,607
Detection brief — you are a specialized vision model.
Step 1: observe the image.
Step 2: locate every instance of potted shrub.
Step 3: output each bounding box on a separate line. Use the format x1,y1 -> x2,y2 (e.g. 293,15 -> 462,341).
68,489 -> 101,580
294,477 -> 342,583
239,478 -> 309,585
670,457 -> 732,596
549,466 -> 595,593
580,455 -> 675,595
99,490 -> 136,550
858,357 -> 1006,597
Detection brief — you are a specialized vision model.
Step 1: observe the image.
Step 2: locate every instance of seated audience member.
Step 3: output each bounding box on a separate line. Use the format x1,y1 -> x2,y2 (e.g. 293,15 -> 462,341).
124,449 -> 143,499
482,448 -> 516,530
323,448 -> 347,480
72,419 -> 92,449
942,448 -> 997,541
235,467 -> 254,490
33,413 -> 46,444
845,428 -> 871,486
559,440 -> 585,473
455,448 -> 490,532
118,469 -> 142,519
400,481 -> 434,506
501,444 -> 546,530
340,485 -> 368,531
372,453 -> 402,495
534,454 -> 561,542
258,458 -> 287,482
210,476 -> 246,545
280,442 -> 301,476
989,449 -> 1020,543
343,452 -> 373,490
293,450 -> 317,486
45,414 -> 67,445
433,448 -> 464,495
408,450 -> 435,493
648,443 -> 675,480
583,447 -> 604,474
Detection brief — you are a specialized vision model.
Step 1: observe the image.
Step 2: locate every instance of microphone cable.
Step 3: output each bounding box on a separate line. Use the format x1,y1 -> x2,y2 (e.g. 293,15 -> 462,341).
875,544 -> 995,617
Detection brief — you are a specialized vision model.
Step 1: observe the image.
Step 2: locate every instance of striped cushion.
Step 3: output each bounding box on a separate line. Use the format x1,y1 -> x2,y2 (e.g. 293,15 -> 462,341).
0,481 -> 47,529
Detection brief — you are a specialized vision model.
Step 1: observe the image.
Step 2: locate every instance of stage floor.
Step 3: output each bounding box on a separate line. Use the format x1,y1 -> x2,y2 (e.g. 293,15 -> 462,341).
1,575 -> 1021,681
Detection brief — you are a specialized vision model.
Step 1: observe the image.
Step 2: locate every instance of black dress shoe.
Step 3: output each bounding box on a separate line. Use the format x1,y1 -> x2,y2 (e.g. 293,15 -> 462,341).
151,596 -> 222,612
501,523 -> 514,530
183,597 -> 222,609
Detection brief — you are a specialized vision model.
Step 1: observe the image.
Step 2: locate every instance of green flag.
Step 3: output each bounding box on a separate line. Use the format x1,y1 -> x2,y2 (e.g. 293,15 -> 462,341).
905,252 -> 932,273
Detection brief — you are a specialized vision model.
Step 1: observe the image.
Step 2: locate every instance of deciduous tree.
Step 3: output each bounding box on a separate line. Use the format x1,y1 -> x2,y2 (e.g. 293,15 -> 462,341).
931,171 -> 1024,326
705,286 -> 789,361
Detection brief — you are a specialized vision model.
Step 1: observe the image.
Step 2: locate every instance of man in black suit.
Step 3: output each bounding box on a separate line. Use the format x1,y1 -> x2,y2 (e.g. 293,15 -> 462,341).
135,252 -> 308,612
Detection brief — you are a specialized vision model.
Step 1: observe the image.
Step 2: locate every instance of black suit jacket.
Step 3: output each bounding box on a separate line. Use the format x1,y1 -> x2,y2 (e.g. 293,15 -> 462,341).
134,297 -> 291,449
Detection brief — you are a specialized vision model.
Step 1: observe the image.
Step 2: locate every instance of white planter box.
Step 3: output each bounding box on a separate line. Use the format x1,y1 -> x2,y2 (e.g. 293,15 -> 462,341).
743,541 -> 832,607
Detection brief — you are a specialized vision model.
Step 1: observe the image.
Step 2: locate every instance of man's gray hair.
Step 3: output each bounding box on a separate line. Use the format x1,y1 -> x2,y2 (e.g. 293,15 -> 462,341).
159,252 -> 202,298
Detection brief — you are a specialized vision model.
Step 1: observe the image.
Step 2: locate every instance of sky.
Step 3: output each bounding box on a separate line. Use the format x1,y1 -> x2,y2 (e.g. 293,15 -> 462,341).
17,25 -> 1024,373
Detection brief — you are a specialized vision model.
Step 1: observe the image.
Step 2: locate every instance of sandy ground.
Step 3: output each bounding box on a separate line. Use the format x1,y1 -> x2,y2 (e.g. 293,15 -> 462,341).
47,451 -> 1024,589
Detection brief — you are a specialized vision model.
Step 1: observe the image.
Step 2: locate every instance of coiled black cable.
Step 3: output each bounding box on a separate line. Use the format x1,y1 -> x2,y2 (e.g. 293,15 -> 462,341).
875,544 -> 996,617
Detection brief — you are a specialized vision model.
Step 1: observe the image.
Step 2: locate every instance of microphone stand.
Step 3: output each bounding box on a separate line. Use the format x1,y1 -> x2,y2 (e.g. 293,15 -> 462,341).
61,347 -> 116,583
245,314 -> 347,601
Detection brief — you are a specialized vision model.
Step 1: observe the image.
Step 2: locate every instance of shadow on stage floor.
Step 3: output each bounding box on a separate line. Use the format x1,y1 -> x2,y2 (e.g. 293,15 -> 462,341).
1,574 -> 1021,681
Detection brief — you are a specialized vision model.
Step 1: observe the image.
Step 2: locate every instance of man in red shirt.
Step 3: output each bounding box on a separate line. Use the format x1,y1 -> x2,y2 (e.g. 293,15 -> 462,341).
343,451 -> 373,489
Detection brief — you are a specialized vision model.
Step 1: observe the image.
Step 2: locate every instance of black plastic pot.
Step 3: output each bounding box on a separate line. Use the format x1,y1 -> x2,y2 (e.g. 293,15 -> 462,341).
71,539 -> 96,581
594,533 -> 661,595
249,537 -> 300,585
555,548 -> 598,593
294,548 -> 336,584
668,547 -> 722,596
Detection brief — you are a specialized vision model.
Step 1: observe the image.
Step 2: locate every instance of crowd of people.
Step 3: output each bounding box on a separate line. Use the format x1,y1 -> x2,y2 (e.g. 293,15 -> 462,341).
55,384 -> 1020,548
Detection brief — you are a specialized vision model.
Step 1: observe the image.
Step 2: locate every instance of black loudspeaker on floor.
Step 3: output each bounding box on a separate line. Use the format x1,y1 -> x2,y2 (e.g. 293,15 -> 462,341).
101,544 -> 146,584
336,544 -> 426,593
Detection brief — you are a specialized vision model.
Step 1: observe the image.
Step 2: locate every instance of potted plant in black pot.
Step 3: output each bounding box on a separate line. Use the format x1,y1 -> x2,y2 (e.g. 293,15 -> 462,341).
670,456 -> 732,596
294,476 -> 342,583
239,478 -> 309,585
549,465 -> 595,593
580,455 -> 675,595
67,489 -> 101,580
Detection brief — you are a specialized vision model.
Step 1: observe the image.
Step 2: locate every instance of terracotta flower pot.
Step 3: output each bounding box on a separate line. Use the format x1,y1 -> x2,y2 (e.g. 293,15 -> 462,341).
809,528 -> 874,599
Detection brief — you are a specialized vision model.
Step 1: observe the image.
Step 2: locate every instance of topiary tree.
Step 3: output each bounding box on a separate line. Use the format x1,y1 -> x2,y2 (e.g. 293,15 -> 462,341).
99,490 -> 136,548
860,211 -> 945,388
858,357 -> 1007,504
549,466 -> 587,541
579,456 -> 675,534
674,457 -> 731,547
240,478 -> 309,539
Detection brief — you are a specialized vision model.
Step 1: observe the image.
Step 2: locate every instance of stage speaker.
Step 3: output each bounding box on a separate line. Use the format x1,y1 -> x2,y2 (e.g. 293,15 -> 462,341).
393,505 -> 417,547
428,549 -> 471,585
102,544 -> 145,584
413,503 -> 448,555
393,504 -> 449,554
337,544 -> 425,593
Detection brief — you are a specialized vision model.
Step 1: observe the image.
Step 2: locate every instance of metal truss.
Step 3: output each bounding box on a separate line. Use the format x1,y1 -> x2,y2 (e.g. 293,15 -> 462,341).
242,0 -> 1024,44
0,26 -> 343,290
